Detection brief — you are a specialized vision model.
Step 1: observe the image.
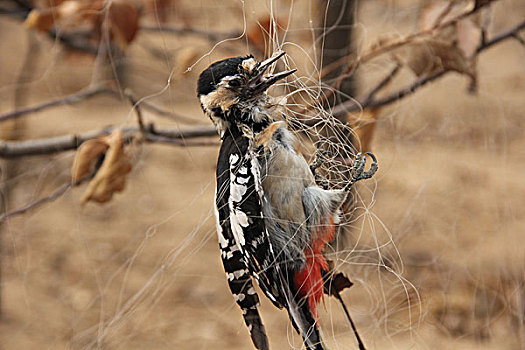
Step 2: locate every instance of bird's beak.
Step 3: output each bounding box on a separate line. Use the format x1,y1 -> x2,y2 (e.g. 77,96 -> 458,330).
246,52 -> 296,95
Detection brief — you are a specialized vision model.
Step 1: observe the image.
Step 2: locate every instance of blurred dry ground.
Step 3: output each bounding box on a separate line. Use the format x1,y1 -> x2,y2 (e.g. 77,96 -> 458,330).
0,0 -> 524,349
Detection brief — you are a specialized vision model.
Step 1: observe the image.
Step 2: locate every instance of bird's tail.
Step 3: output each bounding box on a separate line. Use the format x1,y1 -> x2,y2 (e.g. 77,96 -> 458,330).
242,306 -> 270,350
285,284 -> 326,350
227,266 -> 270,350
273,266 -> 325,350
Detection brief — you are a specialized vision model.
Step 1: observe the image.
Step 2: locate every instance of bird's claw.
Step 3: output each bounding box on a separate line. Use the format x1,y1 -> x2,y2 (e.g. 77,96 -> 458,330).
354,152 -> 378,181
310,150 -> 332,174
345,152 -> 378,190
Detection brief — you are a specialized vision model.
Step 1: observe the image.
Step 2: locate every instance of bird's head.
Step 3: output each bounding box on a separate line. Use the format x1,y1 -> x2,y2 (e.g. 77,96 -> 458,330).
197,52 -> 295,136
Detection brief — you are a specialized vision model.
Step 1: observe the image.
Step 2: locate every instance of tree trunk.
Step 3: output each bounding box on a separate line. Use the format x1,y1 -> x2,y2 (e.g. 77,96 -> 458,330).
320,0 -> 357,106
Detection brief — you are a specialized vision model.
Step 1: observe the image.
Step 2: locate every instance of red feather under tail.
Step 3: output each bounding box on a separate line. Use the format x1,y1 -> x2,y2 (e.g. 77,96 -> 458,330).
294,218 -> 335,319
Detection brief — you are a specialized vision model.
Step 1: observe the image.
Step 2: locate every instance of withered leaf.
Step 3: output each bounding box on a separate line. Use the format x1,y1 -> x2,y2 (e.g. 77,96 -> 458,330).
71,137 -> 109,183
415,1 -> 482,92
72,130 -> 132,204
25,0 -> 85,32
418,1 -> 482,59
323,272 -> 354,297
25,0 -> 139,50
106,1 -> 139,49
404,38 -> 475,79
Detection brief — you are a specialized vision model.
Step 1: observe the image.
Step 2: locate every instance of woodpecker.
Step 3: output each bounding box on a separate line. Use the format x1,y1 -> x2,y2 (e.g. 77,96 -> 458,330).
197,53 -> 377,350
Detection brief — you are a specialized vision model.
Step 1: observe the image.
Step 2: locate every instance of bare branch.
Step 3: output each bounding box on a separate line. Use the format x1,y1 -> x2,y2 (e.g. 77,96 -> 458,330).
0,86 -> 118,122
360,63 -> 402,107
1,15 -> 521,157
125,89 -> 145,132
324,0 -> 499,92
331,19 -> 525,118
0,124 -> 217,158
0,86 -> 200,125
512,33 -> 525,46
476,19 -> 525,51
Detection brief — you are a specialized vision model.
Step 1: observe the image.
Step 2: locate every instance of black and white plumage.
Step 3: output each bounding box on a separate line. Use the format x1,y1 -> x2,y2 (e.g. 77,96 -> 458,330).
198,53 -> 377,350
214,124 -> 285,350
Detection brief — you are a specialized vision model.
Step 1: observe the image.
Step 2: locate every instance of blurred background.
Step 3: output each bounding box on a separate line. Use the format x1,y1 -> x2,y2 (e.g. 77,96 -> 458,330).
0,0 -> 524,349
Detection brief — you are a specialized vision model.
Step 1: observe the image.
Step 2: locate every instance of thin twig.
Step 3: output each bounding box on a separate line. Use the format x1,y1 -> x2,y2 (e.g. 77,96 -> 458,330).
364,70 -> 447,110
361,63 -> 402,107
476,19 -> 525,52
0,86 -> 118,122
0,181 -> 73,222
125,89 -> 145,132
0,86 -> 200,125
512,33 -> 525,46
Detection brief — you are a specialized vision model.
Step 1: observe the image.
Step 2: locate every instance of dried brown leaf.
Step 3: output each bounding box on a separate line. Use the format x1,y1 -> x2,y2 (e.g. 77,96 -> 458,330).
25,0 -> 96,32
79,130 -> 132,204
403,38 -> 475,79
107,1 -> 140,49
71,137 -> 109,183
414,1 -> 482,92
323,272 -> 353,296
25,0 -> 139,50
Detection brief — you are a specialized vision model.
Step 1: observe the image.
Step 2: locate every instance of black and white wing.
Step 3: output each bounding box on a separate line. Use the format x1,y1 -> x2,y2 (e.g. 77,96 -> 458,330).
213,187 -> 268,350
215,127 -> 281,350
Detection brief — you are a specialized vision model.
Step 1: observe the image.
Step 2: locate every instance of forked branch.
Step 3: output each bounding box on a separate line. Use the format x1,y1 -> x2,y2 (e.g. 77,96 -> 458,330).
0,181 -> 74,222
331,18 -> 525,118
0,86 -> 116,122
0,86 -> 199,124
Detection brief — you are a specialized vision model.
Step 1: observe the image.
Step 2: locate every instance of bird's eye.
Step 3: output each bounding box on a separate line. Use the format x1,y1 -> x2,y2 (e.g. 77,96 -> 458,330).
229,79 -> 241,88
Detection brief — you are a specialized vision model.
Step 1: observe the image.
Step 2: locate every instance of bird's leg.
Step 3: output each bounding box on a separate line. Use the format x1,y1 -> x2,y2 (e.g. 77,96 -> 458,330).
310,150 -> 333,189
344,152 -> 378,191
322,271 -> 367,350
309,150 -> 332,174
